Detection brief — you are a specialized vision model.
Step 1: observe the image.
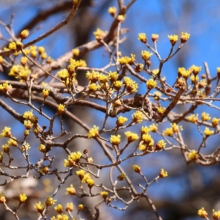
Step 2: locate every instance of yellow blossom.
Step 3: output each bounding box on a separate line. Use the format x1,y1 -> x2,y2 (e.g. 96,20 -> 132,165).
66,184 -> 76,195
0,193 -> 6,203
156,140 -> 166,150
0,151 -> 4,163
168,35 -> 178,45
198,207 -> 208,218
76,170 -> 85,180
68,151 -> 82,163
141,126 -> 150,134
20,29 -> 29,39
212,209 -> 220,220
100,191 -> 108,199
201,112 -> 211,121
146,78 -> 157,90
181,32 -> 190,43
86,71 -> 100,82
188,150 -> 198,160
141,50 -> 153,60
19,194 -> 27,203
123,77 -> 138,93
110,135 -> 121,145
138,33 -> 147,43
212,118 -> 219,127
23,110 -> 34,120
114,80 -> 123,90
159,168 -> 168,178
57,69 -> 69,79
78,204 -> 84,211
187,114 -> 198,123
34,201 -> 45,213
89,83 -> 100,92
117,15 -> 125,22
132,110 -> 144,123
139,143 -> 147,151
38,144 -> 46,153
72,48 -> 80,57
88,125 -> 99,138
45,196 -> 57,206
66,202 -> 74,212
190,65 -> 202,75
108,7 -> 117,16
57,104 -> 65,114
204,127 -> 214,136
0,81 -> 12,93
149,124 -> 158,132
124,131 -> 139,142
0,127 -> 12,138
54,204 -> 63,214
86,178 -> 95,188
42,89 -> 49,98
93,28 -> 106,40
163,127 -> 174,137
157,106 -> 165,115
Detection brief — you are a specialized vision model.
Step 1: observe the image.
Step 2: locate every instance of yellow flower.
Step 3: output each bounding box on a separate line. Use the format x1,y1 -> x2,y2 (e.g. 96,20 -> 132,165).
204,127 -> 214,136
181,32 -> 190,43
76,170 -> 85,180
20,29 -> 29,39
86,178 -> 95,188
89,83 -> 100,92
117,15 -> 125,22
93,28 -> 106,40
110,135 -> 121,145
149,124 -> 158,132
201,112 -> 211,121
188,150 -> 198,160
65,202 -> 74,212
0,127 -> 12,138
19,194 -> 27,203
108,7 -> 117,16
212,118 -> 219,127
139,143 -> 147,151
133,165 -> 141,173
124,131 -> 139,142
138,33 -> 147,43
198,207 -> 208,218
141,126 -> 150,134
114,80 -> 123,90
0,151 -> 4,163
146,78 -> 157,90
78,204 -> 84,211
100,191 -> 108,199
178,67 -> 191,78
54,204 -> 63,214
190,65 -> 201,75
123,77 -> 138,93
45,196 -> 57,206
0,81 -> 12,93
159,168 -> 168,178
212,209 -> 220,220
57,69 -> 69,79
34,201 -> 45,213
0,193 -> 6,203
8,41 -> 17,51
68,151 -> 82,162
141,50 -> 153,60
88,125 -> 99,138
38,144 -> 46,153
23,110 -> 34,120
142,133 -> 153,144
168,34 -> 178,45
72,48 -> 80,56
163,127 -> 174,137
156,140 -> 166,150
66,184 -> 76,195
132,110 -> 144,123
24,120 -> 33,130
7,138 -> 18,147
157,106 -> 165,115
57,104 -> 65,114
42,89 -> 49,98
187,114 -> 198,123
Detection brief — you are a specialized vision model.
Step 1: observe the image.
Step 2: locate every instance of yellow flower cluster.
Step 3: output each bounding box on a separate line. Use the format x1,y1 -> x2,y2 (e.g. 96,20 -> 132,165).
116,116 -> 128,126
108,7 -> 117,16
146,78 -> 157,90
188,150 -> 198,160
66,184 -> 76,195
119,54 -> 135,65
0,81 -> 12,93
93,28 -> 107,40
132,110 -> 144,123
9,65 -> 31,81
159,168 -> 168,178
123,77 -> 138,93
138,33 -> 147,43
141,50 -> 153,61
125,131 -> 139,142
198,207 -> 208,218
64,151 -> 82,167
110,135 -> 121,145
163,123 -> 181,136
100,191 -> 108,199
88,125 -> 99,138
